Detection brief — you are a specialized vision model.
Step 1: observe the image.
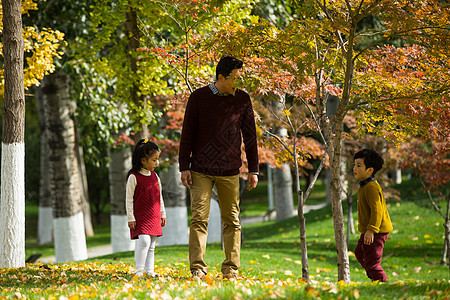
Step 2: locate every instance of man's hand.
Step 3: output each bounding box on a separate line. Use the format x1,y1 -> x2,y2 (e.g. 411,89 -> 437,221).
128,221 -> 136,229
181,170 -> 192,189
247,174 -> 258,190
364,230 -> 374,245
161,218 -> 166,227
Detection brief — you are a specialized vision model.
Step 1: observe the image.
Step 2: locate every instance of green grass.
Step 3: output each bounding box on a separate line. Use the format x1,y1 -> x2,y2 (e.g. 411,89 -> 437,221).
3,178 -> 449,299
240,178 -> 327,217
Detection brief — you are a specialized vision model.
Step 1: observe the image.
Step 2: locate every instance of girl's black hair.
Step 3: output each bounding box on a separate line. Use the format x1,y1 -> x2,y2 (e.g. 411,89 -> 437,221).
127,139 -> 159,178
354,148 -> 384,176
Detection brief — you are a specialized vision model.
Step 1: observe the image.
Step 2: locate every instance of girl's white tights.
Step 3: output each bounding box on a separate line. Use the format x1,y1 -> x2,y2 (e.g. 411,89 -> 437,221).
135,234 -> 157,274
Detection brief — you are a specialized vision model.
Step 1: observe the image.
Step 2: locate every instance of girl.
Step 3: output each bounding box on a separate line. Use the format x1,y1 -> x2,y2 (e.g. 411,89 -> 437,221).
126,139 -> 166,277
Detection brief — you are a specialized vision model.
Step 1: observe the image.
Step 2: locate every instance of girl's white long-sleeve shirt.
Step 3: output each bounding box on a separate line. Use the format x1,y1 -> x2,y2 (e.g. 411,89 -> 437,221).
126,168 -> 166,222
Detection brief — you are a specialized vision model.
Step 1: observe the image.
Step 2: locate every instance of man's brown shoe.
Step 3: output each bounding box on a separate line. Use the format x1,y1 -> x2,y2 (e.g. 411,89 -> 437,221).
192,270 -> 205,279
223,273 -> 237,280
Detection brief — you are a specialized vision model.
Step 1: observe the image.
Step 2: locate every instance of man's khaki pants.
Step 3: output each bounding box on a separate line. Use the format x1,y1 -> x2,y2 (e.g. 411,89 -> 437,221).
189,171 -> 241,275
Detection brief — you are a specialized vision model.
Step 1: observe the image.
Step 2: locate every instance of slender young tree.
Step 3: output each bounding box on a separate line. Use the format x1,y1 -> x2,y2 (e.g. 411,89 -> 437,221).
0,0 -> 26,268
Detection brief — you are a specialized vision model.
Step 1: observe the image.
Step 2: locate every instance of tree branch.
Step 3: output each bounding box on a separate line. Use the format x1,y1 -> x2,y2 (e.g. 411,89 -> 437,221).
265,130 -> 295,157
421,180 -> 445,219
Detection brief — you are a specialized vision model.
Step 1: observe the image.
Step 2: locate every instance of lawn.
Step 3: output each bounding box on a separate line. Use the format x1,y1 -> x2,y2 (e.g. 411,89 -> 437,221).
2,177 -> 449,299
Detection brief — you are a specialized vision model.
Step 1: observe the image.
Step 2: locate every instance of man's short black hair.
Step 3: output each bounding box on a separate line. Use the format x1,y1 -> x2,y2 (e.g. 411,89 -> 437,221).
354,149 -> 384,176
216,56 -> 243,80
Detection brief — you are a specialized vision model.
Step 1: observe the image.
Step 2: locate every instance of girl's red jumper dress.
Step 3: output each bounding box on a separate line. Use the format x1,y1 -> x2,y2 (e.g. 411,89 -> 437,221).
129,171 -> 163,239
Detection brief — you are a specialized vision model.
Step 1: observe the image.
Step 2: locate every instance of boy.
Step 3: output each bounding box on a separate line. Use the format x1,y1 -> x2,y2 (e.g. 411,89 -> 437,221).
353,149 -> 393,282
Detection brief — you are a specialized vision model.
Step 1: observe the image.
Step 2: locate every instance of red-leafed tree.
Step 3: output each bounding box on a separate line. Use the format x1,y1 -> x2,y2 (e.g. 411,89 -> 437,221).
205,0 -> 450,282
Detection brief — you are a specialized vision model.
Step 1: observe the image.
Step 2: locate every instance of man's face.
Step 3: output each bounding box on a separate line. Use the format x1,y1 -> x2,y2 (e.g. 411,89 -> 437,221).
221,69 -> 242,95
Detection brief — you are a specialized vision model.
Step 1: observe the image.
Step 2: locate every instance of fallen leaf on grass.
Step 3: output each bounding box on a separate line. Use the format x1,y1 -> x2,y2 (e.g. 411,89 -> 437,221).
305,285 -> 319,297
204,275 -> 214,285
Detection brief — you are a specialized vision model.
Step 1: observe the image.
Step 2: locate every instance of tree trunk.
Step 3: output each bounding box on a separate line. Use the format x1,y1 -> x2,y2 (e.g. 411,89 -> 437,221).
445,221 -> 450,271
273,163 -> 295,221
124,5 -> 148,141
158,163 -> 189,246
296,172 -> 309,281
108,146 -> 135,252
35,84 -> 54,244
41,71 -> 87,262
346,190 -> 355,247
75,128 -> 94,237
328,124 -> 351,283
441,233 -> 448,265
0,0 -> 26,268
445,195 -> 450,269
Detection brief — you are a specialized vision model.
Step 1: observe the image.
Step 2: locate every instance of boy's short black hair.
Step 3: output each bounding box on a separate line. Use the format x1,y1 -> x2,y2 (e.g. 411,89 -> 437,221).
354,149 -> 384,176
216,56 -> 243,80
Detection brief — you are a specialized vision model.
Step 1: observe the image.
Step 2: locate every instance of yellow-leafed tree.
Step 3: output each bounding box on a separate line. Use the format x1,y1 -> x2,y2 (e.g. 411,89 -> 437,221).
0,0 -> 64,96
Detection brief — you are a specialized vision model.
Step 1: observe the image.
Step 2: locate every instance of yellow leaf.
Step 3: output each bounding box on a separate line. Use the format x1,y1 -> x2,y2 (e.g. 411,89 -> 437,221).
282,110 -> 291,117
423,234 -> 431,239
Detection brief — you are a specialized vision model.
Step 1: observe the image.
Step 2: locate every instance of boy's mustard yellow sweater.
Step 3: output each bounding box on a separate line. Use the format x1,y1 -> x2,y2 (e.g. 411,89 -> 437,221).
357,181 -> 393,234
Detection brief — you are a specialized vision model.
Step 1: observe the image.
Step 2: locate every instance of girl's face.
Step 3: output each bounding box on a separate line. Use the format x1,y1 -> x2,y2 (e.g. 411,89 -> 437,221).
353,158 -> 373,181
141,151 -> 160,171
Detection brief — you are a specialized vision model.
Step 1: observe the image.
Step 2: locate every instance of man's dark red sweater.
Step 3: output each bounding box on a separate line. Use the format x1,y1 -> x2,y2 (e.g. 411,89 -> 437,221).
178,85 -> 259,176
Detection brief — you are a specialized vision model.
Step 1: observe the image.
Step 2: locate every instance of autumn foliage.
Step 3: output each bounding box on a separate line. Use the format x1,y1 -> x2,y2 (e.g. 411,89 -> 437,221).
0,0 -> 64,96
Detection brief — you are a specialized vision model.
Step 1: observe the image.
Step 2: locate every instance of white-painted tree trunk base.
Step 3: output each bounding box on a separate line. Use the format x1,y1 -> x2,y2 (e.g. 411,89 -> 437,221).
54,212 -> 88,262
158,207 -> 189,246
207,198 -> 222,243
111,215 -> 135,253
274,163 -> 295,221
38,206 -> 53,244
0,143 -> 25,268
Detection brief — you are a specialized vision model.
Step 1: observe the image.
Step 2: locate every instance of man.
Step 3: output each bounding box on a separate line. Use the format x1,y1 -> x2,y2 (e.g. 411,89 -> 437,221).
179,56 -> 259,280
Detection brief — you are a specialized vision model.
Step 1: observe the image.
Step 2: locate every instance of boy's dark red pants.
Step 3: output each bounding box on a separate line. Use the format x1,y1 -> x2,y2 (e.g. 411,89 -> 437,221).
355,232 -> 389,282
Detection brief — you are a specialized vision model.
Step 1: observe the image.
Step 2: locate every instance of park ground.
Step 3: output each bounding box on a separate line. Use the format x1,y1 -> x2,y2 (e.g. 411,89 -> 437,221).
0,177 -> 449,299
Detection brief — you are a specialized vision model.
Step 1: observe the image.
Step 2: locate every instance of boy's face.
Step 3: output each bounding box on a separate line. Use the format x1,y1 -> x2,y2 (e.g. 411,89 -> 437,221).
353,158 -> 374,181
